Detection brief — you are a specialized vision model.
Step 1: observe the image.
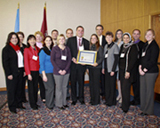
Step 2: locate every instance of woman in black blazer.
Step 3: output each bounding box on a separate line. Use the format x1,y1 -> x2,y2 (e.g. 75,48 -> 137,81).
17,31 -> 28,103
88,34 -> 104,105
139,29 -> 159,115
119,32 -> 138,113
2,32 -> 25,114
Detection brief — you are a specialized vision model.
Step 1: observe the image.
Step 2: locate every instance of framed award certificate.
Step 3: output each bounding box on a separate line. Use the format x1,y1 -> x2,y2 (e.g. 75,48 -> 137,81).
77,50 -> 97,65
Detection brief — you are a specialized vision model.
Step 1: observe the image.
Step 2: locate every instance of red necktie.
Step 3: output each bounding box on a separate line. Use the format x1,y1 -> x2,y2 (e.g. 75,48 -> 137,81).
79,38 -> 81,46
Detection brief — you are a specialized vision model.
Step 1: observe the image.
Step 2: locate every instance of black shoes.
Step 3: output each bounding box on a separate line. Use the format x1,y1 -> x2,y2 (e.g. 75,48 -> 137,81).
10,110 -> 17,114
71,101 -> 77,105
32,106 -> 38,110
22,99 -> 28,103
140,112 -> 148,116
66,97 -> 70,100
130,100 -> 140,105
63,105 -> 69,108
123,110 -> 128,113
58,107 -> 65,110
80,101 -> 85,105
17,106 -> 26,109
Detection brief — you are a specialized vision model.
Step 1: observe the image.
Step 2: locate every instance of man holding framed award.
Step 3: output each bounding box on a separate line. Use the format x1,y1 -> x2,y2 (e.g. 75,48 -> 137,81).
66,26 -> 89,105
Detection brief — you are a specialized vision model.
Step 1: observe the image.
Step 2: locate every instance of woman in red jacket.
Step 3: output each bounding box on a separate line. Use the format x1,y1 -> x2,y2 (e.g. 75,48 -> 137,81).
24,35 -> 40,110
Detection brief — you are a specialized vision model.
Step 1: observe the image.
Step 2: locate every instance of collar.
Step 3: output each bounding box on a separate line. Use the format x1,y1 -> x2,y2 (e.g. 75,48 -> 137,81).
133,39 -> 140,44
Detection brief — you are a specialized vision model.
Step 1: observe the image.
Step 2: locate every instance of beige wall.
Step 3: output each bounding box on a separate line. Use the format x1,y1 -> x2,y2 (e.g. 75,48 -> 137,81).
101,0 -> 160,41
0,0 -> 100,89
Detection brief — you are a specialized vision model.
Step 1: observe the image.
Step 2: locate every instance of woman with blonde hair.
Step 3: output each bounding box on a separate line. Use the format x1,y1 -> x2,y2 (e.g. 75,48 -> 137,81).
34,31 -> 46,103
51,34 -> 71,110
139,29 -> 159,115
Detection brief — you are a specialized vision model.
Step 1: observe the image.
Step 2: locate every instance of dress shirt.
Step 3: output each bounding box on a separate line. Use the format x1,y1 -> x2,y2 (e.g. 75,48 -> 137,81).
17,50 -> 24,68
36,42 -> 43,49
98,35 -> 103,46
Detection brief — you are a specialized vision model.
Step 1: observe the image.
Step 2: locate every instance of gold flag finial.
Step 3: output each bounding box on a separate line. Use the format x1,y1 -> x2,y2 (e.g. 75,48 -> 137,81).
18,3 -> 20,9
45,2 -> 46,8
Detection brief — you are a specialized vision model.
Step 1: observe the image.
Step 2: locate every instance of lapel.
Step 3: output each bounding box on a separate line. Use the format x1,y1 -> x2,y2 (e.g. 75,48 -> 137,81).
74,36 -> 78,53
104,44 -> 108,55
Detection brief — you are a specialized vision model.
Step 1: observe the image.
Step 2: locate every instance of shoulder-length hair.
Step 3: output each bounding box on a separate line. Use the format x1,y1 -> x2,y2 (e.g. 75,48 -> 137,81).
6,32 -> 20,46
57,34 -> 66,45
114,29 -> 123,42
43,36 -> 54,49
26,34 -> 36,48
90,34 -> 100,51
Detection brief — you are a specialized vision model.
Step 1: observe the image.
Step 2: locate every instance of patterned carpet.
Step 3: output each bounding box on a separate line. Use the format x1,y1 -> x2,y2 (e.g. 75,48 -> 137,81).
0,93 -> 7,110
0,86 -> 160,128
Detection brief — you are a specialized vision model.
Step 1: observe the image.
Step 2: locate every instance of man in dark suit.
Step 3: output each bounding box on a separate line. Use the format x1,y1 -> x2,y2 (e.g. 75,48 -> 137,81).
67,26 -> 89,105
96,24 -> 107,99
131,29 -> 145,105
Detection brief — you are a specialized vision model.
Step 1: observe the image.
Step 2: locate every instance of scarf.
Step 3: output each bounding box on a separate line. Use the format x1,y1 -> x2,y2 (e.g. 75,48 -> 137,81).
9,42 -> 20,51
39,46 -> 51,55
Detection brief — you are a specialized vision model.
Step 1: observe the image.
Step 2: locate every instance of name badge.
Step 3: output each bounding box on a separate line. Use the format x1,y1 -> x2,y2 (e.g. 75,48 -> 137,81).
61,55 -> 67,60
32,55 -> 38,61
105,54 -> 108,58
120,53 -> 125,58
79,45 -> 84,51
142,52 -> 145,57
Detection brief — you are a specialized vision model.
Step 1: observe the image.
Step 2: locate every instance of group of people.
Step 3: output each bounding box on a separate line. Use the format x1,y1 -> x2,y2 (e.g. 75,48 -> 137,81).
2,24 -> 159,116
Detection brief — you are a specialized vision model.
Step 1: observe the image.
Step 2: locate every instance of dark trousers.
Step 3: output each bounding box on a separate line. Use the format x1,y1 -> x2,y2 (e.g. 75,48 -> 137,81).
105,70 -> 117,106
132,71 -> 140,104
120,69 -> 131,111
6,68 -> 23,111
100,73 -> 105,96
28,71 -> 39,108
70,65 -> 86,102
89,68 -> 101,105
38,75 -> 45,100
21,75 -> 27,102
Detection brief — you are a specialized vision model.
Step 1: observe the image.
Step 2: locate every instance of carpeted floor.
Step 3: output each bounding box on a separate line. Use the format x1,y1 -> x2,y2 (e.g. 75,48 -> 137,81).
0,86 -> 160,127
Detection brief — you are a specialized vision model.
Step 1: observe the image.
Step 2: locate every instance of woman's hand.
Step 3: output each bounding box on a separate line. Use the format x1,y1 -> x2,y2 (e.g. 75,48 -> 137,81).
23,72 -> 26,77
8,75 -> 13,80
58,70 -> 63,75
72,57 -> 78,64
28,74 -> 32,81
139,65 -> 145,76
92,63 -> 98,67
43,75 -> 48,82
102,69 -> 105,74
125,72 -> 130,79
143,68 -> 148,73
110,72 -> 114,76
61,70 -> 66,75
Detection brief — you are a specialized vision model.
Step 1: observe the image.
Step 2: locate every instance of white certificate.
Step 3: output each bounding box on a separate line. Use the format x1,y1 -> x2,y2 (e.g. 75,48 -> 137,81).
77,50 -> 97,65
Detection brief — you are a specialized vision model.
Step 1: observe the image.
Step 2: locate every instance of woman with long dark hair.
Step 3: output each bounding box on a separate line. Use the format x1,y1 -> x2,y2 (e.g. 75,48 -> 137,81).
39,36 -> 54,110
2,32 -> 25,114
114,29 -> 123,103
24,35 -> 40,110
17,31 -> 28,103
88,34 -> 104,105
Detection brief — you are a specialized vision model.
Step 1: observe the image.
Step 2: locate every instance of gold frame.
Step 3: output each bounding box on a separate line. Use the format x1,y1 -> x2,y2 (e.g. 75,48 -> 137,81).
77,50 -> 97,65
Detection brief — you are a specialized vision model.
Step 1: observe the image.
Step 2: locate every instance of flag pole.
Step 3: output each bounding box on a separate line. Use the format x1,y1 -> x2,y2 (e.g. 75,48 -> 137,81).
18,3 -> 20,9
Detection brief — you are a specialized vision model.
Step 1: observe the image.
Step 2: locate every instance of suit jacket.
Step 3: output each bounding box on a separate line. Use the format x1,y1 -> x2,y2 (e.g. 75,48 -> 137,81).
2,44 -> 23,77
102,35 -> 107,48
66,36 -> 89,70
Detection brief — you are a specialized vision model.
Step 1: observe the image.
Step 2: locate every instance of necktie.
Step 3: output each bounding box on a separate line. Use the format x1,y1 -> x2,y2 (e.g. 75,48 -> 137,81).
79,38 -> 81,46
